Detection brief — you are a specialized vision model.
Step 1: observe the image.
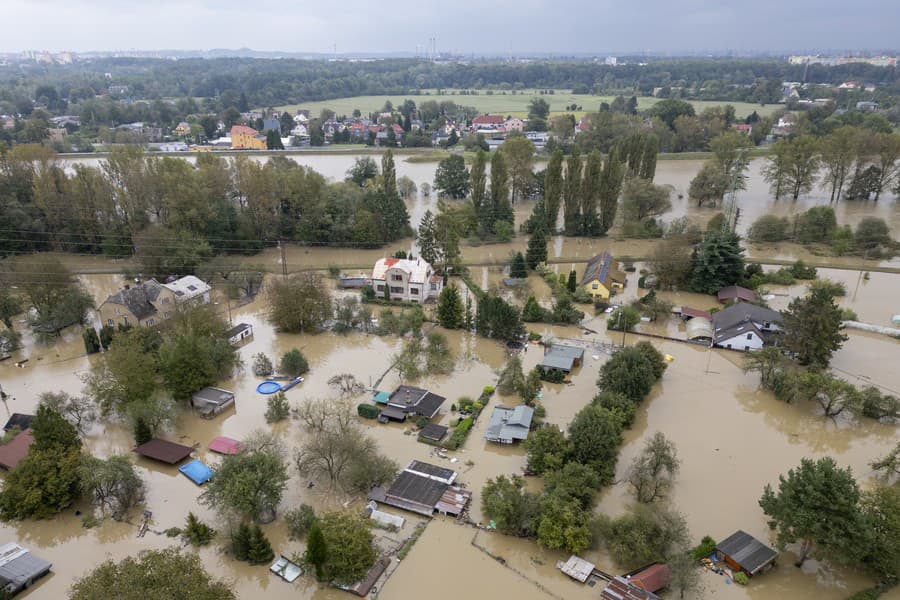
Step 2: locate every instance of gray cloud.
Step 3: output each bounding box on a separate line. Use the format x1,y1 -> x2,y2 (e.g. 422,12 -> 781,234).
4,0 -> 898,54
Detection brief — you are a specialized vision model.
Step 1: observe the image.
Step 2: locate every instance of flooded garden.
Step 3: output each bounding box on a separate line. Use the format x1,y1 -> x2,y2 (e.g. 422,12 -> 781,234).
0,152 -> 897,599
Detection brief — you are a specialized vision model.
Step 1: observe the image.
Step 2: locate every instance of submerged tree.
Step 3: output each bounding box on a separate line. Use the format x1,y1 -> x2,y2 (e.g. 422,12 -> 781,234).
626,432 -> 680,504
759,457 -> 866,567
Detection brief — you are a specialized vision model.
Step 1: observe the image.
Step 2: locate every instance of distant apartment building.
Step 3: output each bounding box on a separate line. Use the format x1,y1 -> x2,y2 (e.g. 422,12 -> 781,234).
230,125 -> 267,150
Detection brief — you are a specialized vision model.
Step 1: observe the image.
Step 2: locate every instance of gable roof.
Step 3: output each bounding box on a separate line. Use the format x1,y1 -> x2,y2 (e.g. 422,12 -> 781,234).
102,279 -> 164,321
716,530 -> 778,575
3,414 -> 34,432
581,253 -> 625,287
540,353 -> 575,371
549,344 -> 584,361
485,405 -> 533,442
372,257 -> 433,285
630,563 -> 672,593
406,460 -> 456,483
680,306 -> 712,320
712,302 -> 782,332
231,125 -> 259,136
418,423 -> 448,442
387,471 -> 447,507
473,114 -> 505,125
387,386 -> 445,418
0,543 -> 51,590
717,285 -> 758,303
208,436 -> 243,455
601,576 -> 661,600
713,319 -> 764,344
0,430 -> 34,470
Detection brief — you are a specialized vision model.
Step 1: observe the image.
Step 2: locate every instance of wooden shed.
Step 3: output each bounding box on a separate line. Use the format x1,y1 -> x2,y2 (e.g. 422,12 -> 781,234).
715,530 -> 778,576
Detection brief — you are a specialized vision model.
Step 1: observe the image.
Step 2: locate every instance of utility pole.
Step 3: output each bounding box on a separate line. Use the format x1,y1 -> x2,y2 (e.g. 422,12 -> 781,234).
280,241 -> 288,279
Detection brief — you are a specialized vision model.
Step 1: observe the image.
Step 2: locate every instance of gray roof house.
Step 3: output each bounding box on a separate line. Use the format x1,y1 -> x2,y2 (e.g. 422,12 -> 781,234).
539,344 -> 585,374
712,302 -> 783,351
0,543 -> 52,595
190,387 -> 235,418
485,405 -> 534,444
381,386 -> 445,422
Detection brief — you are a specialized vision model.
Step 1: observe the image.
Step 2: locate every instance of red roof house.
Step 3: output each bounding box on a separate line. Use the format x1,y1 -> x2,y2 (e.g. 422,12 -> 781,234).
0,429 -> 34,470
472,114 -> 505,127
717,285 -> 758,304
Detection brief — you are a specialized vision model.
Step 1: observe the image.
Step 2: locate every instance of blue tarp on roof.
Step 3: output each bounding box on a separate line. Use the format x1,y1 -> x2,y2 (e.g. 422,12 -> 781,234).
179,460 -> 214,485
372,391 -> 390,405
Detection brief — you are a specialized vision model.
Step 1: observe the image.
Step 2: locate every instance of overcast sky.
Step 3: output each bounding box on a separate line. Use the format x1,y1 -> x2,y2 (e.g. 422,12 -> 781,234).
5,0 -> 899,54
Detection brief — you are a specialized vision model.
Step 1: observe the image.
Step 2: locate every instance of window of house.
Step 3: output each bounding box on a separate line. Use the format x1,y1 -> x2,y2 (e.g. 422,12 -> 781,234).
390,286 -> 403,294
746,333 -> 752,340
391,274 -> 403,281
745,346 -> 750,351
377,285 -> 384,292
147,319 -> 154,326
114,307 -> 120,315
410,288 -> 419,295
107,319 -> 114,327
430,283 -> 437,291
162,297 -> 169,304
164,312 -> 169,318
592,283 -> 598,289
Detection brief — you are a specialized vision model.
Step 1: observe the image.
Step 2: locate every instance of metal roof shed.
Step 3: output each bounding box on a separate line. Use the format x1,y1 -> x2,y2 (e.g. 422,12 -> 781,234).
208,436 -> 243,455
133,439 -> 193,464
715,530 -> 778,575
0,543 -> 51,594
539,354 -> 575,372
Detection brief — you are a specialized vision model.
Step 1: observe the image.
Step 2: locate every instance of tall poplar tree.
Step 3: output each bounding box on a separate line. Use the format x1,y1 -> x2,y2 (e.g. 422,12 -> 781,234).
563,149 -> 582,235
598,147 -> 624,235
579,151 -> 603,236
490,150 -> 512,232
543,150 -> 564,232
381,150 -> 397,199
470,150 -> 487,213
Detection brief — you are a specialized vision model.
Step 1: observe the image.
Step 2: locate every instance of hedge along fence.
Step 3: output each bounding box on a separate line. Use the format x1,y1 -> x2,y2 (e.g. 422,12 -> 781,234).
357,403 -> 381,419
443,386 -> 495,450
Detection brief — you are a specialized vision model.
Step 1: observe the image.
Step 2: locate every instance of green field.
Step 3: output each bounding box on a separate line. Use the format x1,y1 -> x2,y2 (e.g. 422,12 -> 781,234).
274,89 -> 780,120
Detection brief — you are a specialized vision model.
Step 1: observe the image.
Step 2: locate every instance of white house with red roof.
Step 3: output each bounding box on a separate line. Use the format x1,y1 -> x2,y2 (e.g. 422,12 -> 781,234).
471,114 -> 505,130
371,257 -> 442,303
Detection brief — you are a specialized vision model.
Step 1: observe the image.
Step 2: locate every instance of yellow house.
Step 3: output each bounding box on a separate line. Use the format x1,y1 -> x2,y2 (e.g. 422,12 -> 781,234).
581,252 -> 626,300
174,121 -> 192,137
96,279 -> 176,329
230,125 -> 267,150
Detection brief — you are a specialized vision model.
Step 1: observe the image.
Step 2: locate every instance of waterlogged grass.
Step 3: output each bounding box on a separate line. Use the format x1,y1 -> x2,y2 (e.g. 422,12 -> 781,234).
275,89 -> 780,120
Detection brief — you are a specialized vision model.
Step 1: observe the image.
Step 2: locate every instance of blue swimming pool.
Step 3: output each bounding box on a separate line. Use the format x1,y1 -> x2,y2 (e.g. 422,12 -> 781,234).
256,381 -> 282,395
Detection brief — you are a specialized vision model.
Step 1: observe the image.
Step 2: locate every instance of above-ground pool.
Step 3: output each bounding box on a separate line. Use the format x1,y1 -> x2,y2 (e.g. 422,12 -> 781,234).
256,381 -> 282,395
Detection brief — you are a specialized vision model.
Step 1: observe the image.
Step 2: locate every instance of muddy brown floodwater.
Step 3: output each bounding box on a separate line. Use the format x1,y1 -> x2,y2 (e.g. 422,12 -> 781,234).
1,269 -> 897,600
6,147 -> 900,600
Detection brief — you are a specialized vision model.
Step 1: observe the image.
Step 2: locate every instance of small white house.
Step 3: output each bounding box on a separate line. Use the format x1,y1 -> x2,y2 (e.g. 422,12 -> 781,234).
226,323 -> 253,345
713,323 -> 766,351
712,302 -> 782,352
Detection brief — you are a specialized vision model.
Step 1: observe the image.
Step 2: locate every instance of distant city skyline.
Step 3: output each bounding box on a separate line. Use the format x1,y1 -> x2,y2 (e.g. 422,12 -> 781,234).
4,0 -> 899,55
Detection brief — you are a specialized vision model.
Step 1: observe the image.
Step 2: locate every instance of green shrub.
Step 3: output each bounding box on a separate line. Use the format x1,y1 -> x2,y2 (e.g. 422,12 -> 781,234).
789,260 -> 817,280
846,588 -> 883,600
692,535 -> 717,560
840,308 -> 858,321
184,512 -> 216,546
809,279 -> 846,297
458,397 -> 475,411
279,348 -> 309,377
733,572 -> 749,586
265,392 -> 290,423
482,386 -> 495,395
533,404 -> 546,418
357,403 -> 381,419
285,504 -> 317,540
415,417 -> 429,429
527,332 -> 542,341
444,417 -> 474,450
540,368 -> 566,383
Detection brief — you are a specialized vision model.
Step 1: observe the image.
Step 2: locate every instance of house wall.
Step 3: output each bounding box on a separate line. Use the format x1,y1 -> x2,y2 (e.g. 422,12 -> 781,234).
715,331 -> 765,351
583,281 -> 612,300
